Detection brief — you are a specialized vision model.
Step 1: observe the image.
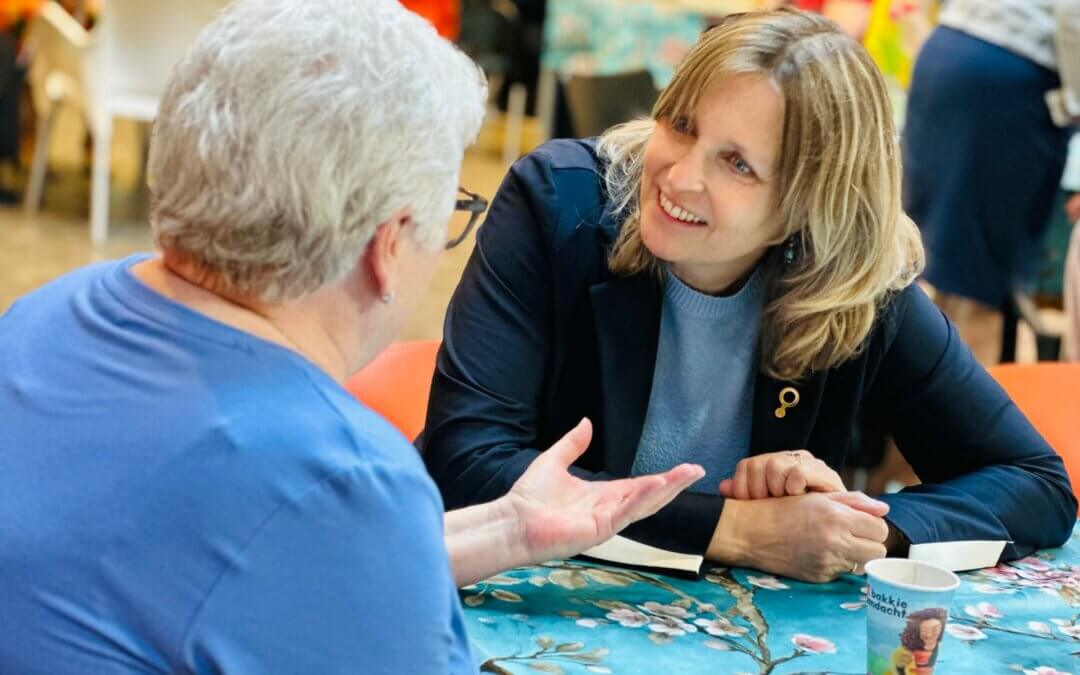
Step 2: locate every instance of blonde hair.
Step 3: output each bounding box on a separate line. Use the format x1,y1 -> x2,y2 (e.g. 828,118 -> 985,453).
599,8 -> 924,381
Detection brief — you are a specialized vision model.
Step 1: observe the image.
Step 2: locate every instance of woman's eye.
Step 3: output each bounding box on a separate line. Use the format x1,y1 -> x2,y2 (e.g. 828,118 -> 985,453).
671,117 -> 693,135
729,155 -> 754,177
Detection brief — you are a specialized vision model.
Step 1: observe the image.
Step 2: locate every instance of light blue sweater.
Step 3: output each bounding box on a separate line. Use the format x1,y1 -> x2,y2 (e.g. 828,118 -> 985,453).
631,266 -> 765,493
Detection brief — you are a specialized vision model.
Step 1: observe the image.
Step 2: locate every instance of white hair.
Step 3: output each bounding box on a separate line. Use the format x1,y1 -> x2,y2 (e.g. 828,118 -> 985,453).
147,0 -> 487,301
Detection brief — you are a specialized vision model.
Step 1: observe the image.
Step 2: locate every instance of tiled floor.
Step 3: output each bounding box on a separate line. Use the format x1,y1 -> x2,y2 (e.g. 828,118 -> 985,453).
0,118 -> 514,342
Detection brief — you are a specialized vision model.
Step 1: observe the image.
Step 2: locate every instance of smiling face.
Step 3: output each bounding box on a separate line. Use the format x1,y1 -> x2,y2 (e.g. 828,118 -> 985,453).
919,619 -> 942,650
638,73 -> 786,295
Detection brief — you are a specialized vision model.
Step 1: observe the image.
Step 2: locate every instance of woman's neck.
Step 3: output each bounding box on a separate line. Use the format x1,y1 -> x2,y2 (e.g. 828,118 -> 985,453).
131,255 -> 349,382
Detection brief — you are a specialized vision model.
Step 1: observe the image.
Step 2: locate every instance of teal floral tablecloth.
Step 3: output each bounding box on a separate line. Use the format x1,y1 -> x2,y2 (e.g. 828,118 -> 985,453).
462,525 -> 1080,674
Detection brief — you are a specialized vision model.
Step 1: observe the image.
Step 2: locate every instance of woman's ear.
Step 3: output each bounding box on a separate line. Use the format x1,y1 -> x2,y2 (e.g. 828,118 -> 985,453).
365,207 -> 413,299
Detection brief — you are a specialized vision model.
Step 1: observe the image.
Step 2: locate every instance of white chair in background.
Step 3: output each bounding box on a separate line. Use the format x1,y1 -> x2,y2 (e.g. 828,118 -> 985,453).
23,0 -> 226,245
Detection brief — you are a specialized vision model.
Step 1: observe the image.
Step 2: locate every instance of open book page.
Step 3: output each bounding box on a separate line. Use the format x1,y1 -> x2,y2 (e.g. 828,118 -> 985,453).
578,534 -> 705,579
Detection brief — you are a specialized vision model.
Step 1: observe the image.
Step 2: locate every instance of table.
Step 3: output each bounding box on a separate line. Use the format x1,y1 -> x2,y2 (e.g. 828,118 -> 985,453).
462,525 -> 1080,674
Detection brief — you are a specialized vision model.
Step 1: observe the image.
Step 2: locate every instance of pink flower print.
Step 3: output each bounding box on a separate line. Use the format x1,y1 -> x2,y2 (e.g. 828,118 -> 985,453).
1016,557 -> 1054,572
979,565 -> 1020,581
639,601 -> 695,619
646,614 -> 697,637
605,608 -> 649,628
1028,621 -> 1053,635
791,634 -> 837,654
692,617 -> 749,637
747,575 -> 790,590
945,624 -> 987,641
1023,668 -> 1072,675
964,602 -> 1003,621
970,582 -> 1015,595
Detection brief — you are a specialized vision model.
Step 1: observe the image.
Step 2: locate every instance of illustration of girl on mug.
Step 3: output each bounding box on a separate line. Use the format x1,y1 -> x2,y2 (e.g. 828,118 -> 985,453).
891,608 -> 947,674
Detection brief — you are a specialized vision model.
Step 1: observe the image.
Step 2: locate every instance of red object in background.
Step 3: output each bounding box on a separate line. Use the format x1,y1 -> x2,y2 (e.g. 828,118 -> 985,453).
344,341 -> 441,442
988,363 -> 1080,513
0,0 -> 42,32
794,0 -> 873,12
400,0 -> 460,41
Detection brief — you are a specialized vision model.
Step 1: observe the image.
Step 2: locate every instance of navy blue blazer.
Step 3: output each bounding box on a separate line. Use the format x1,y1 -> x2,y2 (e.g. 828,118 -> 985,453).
421,139 -> 1076,558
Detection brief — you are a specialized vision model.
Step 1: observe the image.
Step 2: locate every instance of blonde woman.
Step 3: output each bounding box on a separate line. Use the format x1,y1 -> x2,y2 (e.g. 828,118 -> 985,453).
423,8 -> 1077,583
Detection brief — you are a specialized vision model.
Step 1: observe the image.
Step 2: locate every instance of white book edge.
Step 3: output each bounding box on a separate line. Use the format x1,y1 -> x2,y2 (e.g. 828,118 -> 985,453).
908,540 -> 1008,572
581,534 -> 703,574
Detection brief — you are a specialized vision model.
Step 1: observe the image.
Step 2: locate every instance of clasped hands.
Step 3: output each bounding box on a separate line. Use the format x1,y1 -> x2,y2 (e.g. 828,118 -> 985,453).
711,450 -> 892,583
462,422 -> 890,587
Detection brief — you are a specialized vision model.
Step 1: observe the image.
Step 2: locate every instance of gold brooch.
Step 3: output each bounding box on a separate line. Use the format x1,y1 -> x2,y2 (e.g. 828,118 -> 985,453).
774,387 -> 800,419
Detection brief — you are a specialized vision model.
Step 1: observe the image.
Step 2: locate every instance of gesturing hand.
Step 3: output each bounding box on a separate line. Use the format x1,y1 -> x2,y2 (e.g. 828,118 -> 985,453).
718,450 -> 844,500
506,418 -> 705,565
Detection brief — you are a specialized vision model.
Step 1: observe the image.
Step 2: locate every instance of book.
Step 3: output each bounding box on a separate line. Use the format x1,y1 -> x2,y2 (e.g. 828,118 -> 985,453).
577,534 -> 705,580
908,540 -> 1009,572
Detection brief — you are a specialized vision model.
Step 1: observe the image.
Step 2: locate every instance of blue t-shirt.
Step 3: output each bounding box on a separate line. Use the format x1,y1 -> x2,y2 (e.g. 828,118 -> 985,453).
0,255 -> 475,674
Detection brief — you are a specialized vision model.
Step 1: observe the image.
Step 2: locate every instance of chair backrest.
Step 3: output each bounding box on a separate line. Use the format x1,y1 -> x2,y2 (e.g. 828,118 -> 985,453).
24,1 -> 90,115
91,0 -> 227,119
565,69 -> 658,138
988,363 -> 1080,509
344,341 -> 441,442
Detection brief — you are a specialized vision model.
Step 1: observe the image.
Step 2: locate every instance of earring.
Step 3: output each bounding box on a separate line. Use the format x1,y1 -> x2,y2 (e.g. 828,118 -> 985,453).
783,234 -> 799,266
380,291 -> 396,305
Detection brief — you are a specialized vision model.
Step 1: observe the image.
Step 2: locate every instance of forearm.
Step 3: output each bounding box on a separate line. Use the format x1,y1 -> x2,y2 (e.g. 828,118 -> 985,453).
444,496 -> 529,587
705,498 -> 751,565
880,462 -> 1076,559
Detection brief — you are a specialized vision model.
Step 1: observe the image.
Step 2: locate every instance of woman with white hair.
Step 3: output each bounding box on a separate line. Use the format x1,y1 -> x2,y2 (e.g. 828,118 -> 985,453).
423,9 -> 1077,584
0,1 -> 704,673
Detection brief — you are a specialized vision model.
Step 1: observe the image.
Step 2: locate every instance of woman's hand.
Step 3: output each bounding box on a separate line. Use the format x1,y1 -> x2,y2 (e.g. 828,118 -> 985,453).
505,418 -> 704,565
708,490 -> 891,583
718,450 -> 845,500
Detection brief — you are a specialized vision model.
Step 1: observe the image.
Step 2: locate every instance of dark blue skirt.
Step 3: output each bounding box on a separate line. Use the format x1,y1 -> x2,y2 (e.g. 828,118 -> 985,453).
902,26 -> 1069,310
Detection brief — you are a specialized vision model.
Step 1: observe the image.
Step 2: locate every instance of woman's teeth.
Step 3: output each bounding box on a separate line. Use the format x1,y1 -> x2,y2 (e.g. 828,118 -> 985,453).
659,192 -> 705,224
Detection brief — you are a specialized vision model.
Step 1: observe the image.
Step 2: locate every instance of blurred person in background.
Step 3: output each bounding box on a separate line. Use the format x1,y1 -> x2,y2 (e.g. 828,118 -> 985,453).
0,1 -> 704,673
902,0 -> 1080,364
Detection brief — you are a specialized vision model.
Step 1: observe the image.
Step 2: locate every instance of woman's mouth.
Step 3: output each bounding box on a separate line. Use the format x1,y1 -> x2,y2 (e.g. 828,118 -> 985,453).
658,191 -> 707,226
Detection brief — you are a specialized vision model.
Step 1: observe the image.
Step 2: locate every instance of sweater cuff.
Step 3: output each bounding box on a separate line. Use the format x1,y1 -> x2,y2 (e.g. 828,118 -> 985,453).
620,491 -> 724,555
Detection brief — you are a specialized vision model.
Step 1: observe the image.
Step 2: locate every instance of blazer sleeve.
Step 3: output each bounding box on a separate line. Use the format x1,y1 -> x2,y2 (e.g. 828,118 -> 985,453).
871,285 -> 1076,560
422,150 -> 567,509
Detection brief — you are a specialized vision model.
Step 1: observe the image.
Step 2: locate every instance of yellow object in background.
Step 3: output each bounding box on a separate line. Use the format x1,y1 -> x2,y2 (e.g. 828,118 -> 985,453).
863,0 -> 938,89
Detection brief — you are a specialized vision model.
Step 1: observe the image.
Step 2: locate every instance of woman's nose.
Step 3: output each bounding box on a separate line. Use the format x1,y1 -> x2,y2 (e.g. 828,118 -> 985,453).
665,146 -> 706,194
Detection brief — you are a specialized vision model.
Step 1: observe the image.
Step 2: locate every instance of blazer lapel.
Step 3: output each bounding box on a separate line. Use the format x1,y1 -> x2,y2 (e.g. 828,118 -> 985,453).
590,273 -> 662,475
750,368 -> 827,455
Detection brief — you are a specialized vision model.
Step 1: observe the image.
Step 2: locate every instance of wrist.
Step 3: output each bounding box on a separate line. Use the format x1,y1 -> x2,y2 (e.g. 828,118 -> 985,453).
491,494 -> 534,567
444,497 -> 527,587
706,498 -> 753,566
885,521 -> 911,556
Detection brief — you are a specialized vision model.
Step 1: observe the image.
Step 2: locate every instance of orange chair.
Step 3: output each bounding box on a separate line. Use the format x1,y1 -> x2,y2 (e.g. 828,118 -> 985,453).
344,340 -> 440,441
988,363 -> 1080,508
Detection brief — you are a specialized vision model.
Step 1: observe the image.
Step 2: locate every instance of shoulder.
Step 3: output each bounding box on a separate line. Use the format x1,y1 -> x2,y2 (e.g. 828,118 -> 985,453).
507,138 -> 609,230
484,137 -> 618,270
517,137 -> 603,175
862,283 -> 938,354
214,365 -> 439,515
